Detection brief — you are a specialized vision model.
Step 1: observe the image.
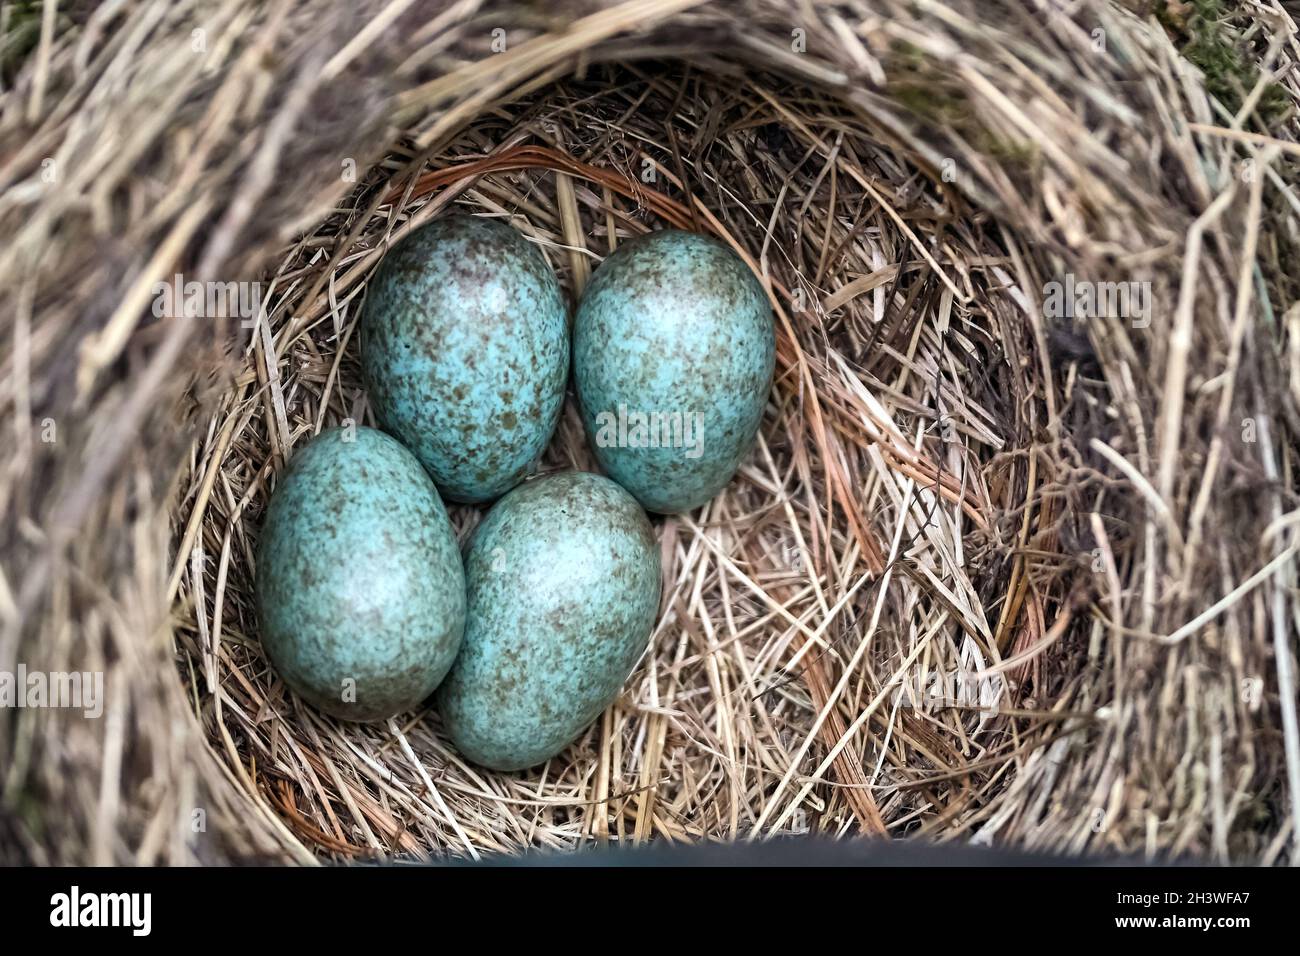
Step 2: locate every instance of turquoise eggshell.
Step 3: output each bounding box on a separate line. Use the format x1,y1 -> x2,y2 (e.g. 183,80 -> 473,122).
255,426 -> 466,721
573,229 -> 775,514
361,215 -> 569,503
436,472 -> 661,771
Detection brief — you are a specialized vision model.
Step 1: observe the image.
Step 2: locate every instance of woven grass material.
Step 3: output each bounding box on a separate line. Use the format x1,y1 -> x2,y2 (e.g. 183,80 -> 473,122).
2,0 -> 1298,864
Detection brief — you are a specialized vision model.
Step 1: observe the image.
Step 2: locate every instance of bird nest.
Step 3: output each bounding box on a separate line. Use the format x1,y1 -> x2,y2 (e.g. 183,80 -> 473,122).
2,1 -> 1298,865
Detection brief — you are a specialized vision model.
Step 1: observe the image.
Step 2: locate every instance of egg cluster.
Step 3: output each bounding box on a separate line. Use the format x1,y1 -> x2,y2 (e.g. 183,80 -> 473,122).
255,215 -> 775,771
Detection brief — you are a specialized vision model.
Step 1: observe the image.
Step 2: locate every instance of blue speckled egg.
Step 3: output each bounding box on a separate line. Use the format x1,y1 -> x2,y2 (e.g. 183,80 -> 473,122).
573,230 -> 775,514
436,472 -> 661,771
255,426 -> 466,721
361,215 -> 569,503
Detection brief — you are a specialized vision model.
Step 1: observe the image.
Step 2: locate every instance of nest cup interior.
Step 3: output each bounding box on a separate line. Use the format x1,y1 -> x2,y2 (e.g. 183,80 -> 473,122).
171,59 -> 1075,858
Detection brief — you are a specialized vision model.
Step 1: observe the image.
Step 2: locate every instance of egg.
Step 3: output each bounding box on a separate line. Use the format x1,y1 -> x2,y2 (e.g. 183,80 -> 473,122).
436,472 -> 661,770
361,215 -> 569,503
573,229 -> 775,513
255,426 -> 466,721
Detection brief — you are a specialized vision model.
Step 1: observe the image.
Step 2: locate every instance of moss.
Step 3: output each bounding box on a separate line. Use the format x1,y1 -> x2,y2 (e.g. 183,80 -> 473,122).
892,82 -> 968,127
977,133 -> 1040,167
888,40 -> 1039,174
1155,0 -> 1292,125
889,40 -> 971,127
1255,157 -> 1300,335
2,1 -> 46,83
14,789 -> 45,841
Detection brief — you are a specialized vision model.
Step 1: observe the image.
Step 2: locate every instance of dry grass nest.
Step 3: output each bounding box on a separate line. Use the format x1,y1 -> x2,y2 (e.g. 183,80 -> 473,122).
2,0 -> 1300,865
